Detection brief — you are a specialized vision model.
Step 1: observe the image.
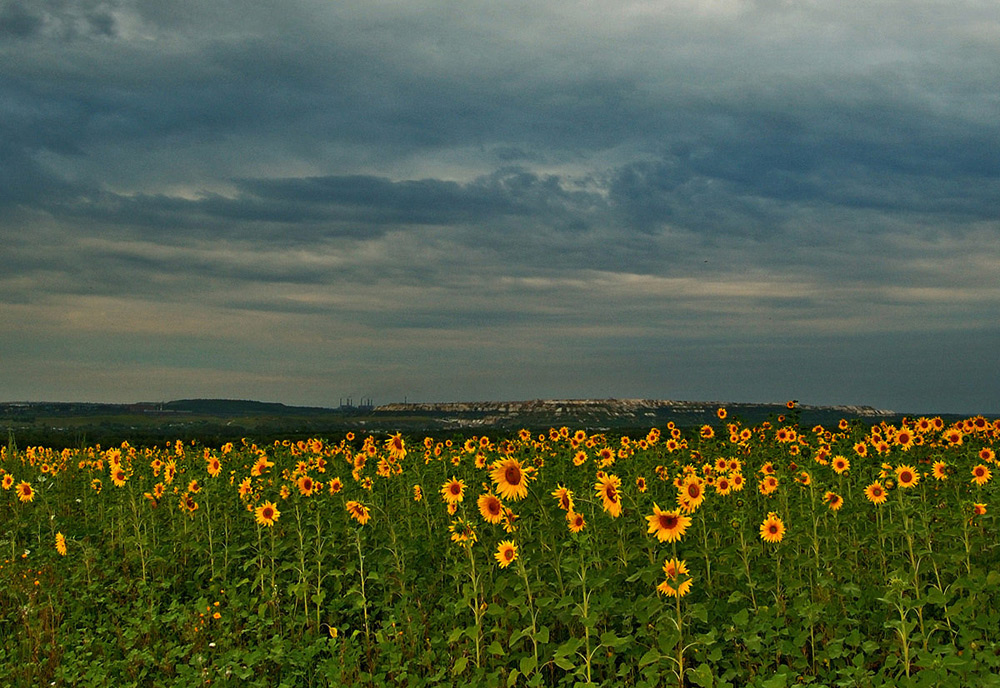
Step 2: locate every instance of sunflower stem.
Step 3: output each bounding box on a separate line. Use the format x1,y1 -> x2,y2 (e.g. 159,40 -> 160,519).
516,552 -> 539,671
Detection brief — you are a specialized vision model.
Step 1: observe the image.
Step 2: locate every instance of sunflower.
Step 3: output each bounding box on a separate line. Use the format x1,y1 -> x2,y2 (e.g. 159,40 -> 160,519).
440,477 -> 466,504
717,407 -> 727,420
657,558 -> 692,598
494,540 -> 518,568
207,457 -> 222,478
550,485 -> 574,512
758,475 -> 779,496
894,429 -> 914,450
595,473 -> 623,517
971,464 -> 992,486
345,500 -> 371,525
573,450 -> 588,466
678,475 -> 706,511
646,504 -> 691,543
449,518 -> 478,545
1,474 -> 13,490
864,481 -> 888,505
413,484 -> 423,501
17,481 -> 34,503
729,472 -> 745,492
854,442 -> 868,457
932,460 -> 948,481
490,458 -> 531,501
824,491 -> 844,511
714,475 -> 732,495
254,501 -> 280,527
895,465 -> 920,489
385,432 -> 406,460
55,532 -> 68,556
831,455 -> 850,475
297,474 -> 316,496
566,510 -> 586,533
111,468 -> 128,488
477,492 -> 504,524
635,476 -> 648,493
973,503 -> 987,517
759,513 -> 785,543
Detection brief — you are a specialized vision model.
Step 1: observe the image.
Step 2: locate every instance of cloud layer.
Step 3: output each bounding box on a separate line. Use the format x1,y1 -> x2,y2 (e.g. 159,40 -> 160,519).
3,0 -> 999,413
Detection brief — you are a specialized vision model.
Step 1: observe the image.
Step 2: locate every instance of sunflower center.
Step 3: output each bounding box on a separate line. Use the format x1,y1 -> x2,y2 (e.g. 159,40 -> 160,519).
687,484 -> 701,499
505,465 -> 522,485
661,514 -> 677,529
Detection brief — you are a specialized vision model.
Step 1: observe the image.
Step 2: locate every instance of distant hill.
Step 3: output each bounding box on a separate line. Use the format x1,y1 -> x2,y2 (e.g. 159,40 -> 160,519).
2,396 -> 963,448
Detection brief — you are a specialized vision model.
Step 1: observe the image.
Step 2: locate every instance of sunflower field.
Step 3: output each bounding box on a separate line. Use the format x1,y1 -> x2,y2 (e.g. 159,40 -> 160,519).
2,408 -> 1000,687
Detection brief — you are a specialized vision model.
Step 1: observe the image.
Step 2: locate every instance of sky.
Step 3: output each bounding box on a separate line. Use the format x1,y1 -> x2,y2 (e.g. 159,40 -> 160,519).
2,0 -> 999,415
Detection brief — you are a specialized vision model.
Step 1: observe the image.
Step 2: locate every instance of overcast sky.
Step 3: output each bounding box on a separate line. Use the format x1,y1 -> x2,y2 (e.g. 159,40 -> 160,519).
2,0 -> 999,415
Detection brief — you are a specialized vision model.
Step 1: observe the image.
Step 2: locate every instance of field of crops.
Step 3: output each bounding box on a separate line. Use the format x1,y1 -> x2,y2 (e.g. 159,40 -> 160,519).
2,405 -> 999,687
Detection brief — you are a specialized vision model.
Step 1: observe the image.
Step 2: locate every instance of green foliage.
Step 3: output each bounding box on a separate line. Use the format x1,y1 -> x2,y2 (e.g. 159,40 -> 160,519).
1,416 -> 999,686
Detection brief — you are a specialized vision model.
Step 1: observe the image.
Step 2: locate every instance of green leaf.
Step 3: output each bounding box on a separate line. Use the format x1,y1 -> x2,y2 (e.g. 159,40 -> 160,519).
452,656 -> 468,676
553,655 -> 574,671
520,655 -> 538,676
686,663 -> 714,688
639,648 -> 660,667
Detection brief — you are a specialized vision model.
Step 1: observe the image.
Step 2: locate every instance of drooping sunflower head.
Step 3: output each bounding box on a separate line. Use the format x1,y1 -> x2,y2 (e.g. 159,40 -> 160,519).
345,500 -> 371,525
550,485 -> 574,512
594,473 -> 623,517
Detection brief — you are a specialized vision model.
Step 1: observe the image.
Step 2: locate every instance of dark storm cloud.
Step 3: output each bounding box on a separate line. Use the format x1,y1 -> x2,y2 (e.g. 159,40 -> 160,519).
3,0 -> 1000,411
